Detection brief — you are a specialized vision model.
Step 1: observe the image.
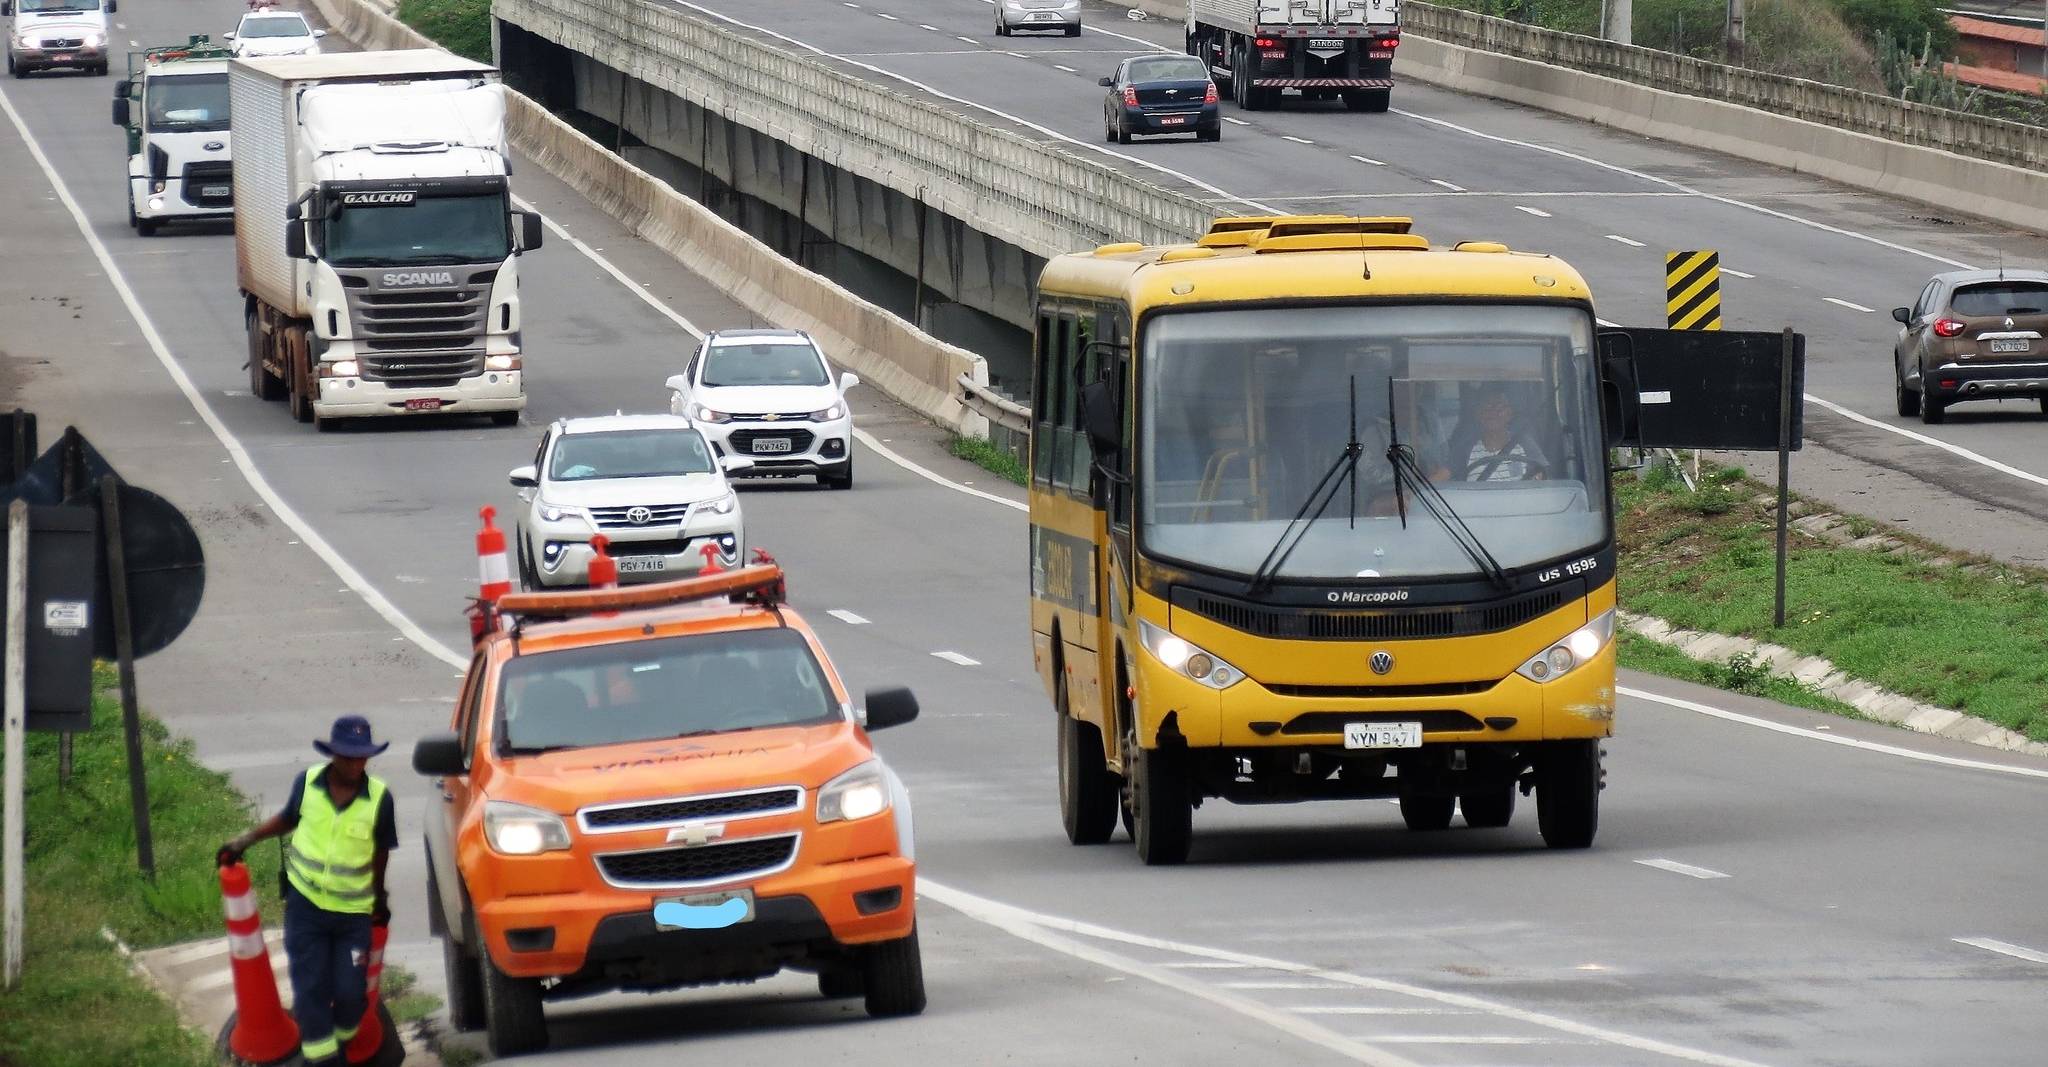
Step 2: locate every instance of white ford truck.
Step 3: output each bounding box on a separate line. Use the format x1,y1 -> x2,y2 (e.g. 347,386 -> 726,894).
113,37 -> 236,235
231,50 -> 541,430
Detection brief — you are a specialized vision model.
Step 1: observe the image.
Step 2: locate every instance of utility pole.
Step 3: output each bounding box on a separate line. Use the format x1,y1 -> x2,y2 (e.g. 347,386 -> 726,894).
1728,0 -> 1746,64
1605,0 -> 1633,44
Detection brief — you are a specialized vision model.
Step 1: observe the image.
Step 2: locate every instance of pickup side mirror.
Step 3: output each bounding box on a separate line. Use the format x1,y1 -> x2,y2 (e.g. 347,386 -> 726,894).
518,211 -> 544,252
1098,76 -> 1114,87
508,465 -> 538,489
111,97 -> 130,128
313,28 -> 327,37
1891,306 -> 1912,325
114,79 -> 132,98
223,32 -> 236,40
664,373 -> 689,394
413,732 -> 467,777
839,371 -> 860,393
284,222 -> 307,260
720,454 -> 756,474
861,687 -> 919,731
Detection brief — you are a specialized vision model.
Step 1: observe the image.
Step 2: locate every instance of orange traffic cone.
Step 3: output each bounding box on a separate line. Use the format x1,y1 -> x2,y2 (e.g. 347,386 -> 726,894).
217,863 -> 299,1066
477,505 -> 512,605
344,924 -> 396,1064
588,534 -> 617,589
698,541 -> 724,575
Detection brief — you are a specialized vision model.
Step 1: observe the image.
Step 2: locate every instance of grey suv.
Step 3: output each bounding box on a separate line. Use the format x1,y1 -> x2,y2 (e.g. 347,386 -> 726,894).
1893,269 -> 2048,424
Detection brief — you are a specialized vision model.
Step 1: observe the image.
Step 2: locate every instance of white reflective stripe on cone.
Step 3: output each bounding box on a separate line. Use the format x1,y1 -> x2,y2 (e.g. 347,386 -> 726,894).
228,929 -> 268,960
480,552 -> 510,585
223,891 -> 258,922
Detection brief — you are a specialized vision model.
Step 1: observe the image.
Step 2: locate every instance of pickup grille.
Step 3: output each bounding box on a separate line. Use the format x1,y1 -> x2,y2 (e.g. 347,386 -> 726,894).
581,787 -> 802,831
595,834 -> 799,888
588,503 -> 693,529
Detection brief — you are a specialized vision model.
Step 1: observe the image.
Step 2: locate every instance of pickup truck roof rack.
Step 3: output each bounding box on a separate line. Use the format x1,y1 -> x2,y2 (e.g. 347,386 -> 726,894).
135,35 -> 236,67
496,562 -> 789,624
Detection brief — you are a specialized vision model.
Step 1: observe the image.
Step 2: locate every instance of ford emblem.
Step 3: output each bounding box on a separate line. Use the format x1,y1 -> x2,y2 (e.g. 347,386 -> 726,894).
204,140 -> 225,151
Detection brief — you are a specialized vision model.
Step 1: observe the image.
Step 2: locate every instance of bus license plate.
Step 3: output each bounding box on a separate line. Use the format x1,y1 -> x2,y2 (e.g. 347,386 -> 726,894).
751,437 -> 792,453
403,398 -> 443,411
1988,339 -> 2031,353
1345,722 -> 1421,749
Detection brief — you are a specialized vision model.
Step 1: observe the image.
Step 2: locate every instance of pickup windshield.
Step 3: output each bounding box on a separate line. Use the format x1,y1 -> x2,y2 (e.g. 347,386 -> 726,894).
237,15 -> 309,36
323,191 -> 509,267
17,0 -> 101,11
548,428 -> 716,482
496,629 -> 840,754
145,73 -> 229,133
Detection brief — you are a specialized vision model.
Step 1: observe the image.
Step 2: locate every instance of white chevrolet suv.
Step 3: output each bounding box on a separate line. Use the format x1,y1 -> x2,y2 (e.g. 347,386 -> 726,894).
667,329 -> 859,490
507,415 -> 751,588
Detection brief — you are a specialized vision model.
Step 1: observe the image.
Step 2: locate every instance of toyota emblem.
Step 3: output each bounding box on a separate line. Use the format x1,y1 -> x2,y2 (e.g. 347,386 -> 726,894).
1369,650 -> 1394,675
625,506 -> 653,525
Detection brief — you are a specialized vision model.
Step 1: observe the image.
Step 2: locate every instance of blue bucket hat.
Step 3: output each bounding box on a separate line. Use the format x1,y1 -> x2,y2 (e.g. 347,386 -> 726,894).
314,715 -> 390,759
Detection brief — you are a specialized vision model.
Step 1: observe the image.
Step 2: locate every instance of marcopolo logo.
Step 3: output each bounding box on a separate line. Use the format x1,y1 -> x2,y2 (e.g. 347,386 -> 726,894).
1327,589 -> 1409,604
340,191 -> 416,206
382,271 -> 456,288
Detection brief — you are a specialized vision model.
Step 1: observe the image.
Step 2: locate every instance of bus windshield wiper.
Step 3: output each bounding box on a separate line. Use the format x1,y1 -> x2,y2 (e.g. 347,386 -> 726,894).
1382,444 -> 1509,589
1245,380 -> 1364,595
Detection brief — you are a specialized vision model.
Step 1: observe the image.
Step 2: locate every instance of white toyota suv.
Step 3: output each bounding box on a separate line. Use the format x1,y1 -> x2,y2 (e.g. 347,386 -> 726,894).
667,329 -> 859,490
507,415 -> 751,588
224,9 -> 323,57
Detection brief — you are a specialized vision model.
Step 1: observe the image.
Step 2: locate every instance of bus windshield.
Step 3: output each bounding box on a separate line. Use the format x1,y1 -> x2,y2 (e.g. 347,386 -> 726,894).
1140,304 -> 1606,583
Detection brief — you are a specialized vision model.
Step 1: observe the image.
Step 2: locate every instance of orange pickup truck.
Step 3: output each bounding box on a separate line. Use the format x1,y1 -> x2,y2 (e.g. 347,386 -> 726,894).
413,565 -> 924,1056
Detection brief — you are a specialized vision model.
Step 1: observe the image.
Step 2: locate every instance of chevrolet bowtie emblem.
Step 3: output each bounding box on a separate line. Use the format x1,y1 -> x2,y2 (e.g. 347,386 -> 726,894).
667,823 -> 726,847
760,413 -> 781,421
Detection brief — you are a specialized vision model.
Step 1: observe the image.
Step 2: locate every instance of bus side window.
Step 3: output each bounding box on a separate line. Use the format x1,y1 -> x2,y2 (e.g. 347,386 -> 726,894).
1068,314 -> 1096,488
1032,312 -> 1059,484
1050,315 -> 1077,489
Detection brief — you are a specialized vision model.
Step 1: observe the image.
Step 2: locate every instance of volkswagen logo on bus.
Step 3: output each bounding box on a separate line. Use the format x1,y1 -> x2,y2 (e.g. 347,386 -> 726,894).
1369,650 -> 1395,675
626,506 -> 653,525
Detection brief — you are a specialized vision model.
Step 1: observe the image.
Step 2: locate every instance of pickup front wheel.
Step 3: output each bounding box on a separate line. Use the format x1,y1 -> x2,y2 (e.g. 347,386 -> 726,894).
481,950 -> 548,1056
860,924 -> 926,1018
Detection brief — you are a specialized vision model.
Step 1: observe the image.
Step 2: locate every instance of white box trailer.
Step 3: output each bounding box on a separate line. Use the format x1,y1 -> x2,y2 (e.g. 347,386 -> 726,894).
1186,0 -> 1401,112
231,49 -> 542,430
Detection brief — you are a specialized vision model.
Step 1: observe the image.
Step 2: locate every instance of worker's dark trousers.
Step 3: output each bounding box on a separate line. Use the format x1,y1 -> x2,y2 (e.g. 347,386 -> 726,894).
282,883 -> 372,1065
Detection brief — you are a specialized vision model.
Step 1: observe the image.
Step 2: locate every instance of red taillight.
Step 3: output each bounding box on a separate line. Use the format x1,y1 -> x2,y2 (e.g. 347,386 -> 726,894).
1122,85 -> 1139,107
1933,318 -> 1967,337
1378,37 -> 1399,49
1203,81 -> 1218,104
1255,36 -> 1276,47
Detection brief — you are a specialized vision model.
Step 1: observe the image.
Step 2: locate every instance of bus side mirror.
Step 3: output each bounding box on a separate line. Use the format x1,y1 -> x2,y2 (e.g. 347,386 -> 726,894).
111,97 -> 130,128
1596,332 -> 1640,451
518,211 -> 544,251
1079,378 -> 1119,456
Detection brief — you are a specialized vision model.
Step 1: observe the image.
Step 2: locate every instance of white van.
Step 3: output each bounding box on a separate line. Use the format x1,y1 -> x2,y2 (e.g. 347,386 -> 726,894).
3,0 -> 116,77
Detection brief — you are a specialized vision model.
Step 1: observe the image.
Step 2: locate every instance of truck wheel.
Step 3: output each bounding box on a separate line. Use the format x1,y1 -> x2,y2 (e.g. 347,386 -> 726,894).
860,924 -> 926,1018
136,217 -> 158,237
1398,789 -> 1454,831
1345,89 -> 1391,112
1459,782 -> 1516,828
1536,740 -> 1602,849
247,315 -> 286,401
285,329 -> 314,424
818,962 -> 864,999
489,410 -> 520,428
1233,48 -> 1260,111
480,952 -> 548,1056
1122,711 -> 1193,865
1057,680 -> 1117,845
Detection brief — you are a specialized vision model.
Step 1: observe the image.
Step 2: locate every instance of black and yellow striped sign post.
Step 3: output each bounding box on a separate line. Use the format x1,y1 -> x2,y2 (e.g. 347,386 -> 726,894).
1665,250 -> 1722,331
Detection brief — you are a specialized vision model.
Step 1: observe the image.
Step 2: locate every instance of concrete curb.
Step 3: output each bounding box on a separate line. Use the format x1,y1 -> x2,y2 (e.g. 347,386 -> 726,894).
1619,610 -> 2048,758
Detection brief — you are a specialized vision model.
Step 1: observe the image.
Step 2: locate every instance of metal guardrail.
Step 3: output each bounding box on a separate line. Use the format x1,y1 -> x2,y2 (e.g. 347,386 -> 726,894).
956,374 -> 1032,434
493,0 -> 1225,259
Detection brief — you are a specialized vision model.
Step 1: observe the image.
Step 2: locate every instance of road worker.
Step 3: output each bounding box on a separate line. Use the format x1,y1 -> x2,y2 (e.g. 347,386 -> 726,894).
217,715 -> 397,1067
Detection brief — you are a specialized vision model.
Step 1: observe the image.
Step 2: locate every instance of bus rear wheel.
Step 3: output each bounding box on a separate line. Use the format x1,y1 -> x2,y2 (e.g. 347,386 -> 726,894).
1057,682 -> 1118,845
1537,740 -> 1602,849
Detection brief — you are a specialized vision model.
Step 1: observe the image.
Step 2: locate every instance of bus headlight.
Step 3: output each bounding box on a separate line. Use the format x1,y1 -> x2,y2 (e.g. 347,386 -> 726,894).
1517,609 -> 1615,683
1138,619 -> 1243,690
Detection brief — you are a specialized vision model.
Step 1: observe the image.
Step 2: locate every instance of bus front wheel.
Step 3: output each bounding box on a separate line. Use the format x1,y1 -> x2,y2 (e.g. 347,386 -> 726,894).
1536,740 -> 1602,849
1122,726 -> 1193,866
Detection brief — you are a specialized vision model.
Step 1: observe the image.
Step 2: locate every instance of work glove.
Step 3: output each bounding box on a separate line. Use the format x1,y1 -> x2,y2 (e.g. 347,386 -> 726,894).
215,839 -> 246,869
372,890 -> 391,927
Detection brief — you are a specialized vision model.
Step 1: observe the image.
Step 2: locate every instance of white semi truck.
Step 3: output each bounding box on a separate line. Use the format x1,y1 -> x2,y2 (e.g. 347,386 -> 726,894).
112,37 -> 236,236
230,49 -> 540,430
1185,0 -> 1401,113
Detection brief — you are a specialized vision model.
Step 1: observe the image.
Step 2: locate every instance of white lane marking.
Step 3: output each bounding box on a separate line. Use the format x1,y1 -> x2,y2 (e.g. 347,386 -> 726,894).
663,2 -> 1274,212
919,23 -> 938,30
826,609 -> 871,625
1605,234 -> 1645,247
1224,980 -> 1351,990
1281,135 -> 1314,145
1161,960 -> 1249,970
1223,116 -> 1250,126
1516,205 -> 1552,217
1290,1006 -> 1472,1016
1619,686 -> 2048,780
1722,267 -> 1756,278
514,194 -> 710,339
1824,296 -> 1875,313
956,35 -> 977,43
1800,393 -> 2048,491
1597,318 -> 1620,327
931,650 -> 982,666
1428,178 -> 1464,192
1005,51 -> 1027,59
1076,13 -> 1173,50
1370,1036 -> 1563,1045
853,429 -> 1027,510
1349,154 -> 1384,166
0,80 -> 470,674
1634,858 -> 1732,880
841,1 -> 858,6
921,879 -> 1773,1067
1954,937 -> 2048,964
1054,64 -> 1076,72
874,11 -> 897,19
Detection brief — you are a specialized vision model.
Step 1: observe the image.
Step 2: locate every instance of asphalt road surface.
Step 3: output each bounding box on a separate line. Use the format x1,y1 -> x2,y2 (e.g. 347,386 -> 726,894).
1,2 -> 2045,1063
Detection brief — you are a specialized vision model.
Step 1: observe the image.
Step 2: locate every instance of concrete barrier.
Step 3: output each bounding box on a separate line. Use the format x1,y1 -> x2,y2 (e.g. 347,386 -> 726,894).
308,0 -> 991,433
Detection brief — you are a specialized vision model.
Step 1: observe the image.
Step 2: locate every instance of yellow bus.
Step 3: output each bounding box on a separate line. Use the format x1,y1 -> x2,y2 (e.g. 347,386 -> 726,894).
1029,216 -> 1632,865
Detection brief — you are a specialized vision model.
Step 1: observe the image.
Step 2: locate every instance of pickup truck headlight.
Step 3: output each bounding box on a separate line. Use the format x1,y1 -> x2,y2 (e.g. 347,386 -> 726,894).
536,500 -> 582,524
817,760 -> 890,823
1137,619 -> 1243,690
809,401 -> 844,421
483,800 -> 572,855
692,403 -> 731,424
1516,609 -> 1615,683
706,490 -> 738,516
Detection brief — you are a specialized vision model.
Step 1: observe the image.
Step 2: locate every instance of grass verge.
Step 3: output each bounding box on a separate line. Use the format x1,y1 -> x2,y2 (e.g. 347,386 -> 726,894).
395,0 -> 493,63
1616,461 -> 2048,740
947,434 -> 1028,487
1614,631 -> 1863,718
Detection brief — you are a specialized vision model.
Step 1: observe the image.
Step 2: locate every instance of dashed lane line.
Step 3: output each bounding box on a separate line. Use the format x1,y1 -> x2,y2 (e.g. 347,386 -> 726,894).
1223,116 -> 1250,126
1635,858 -> 1733,880
1516,205 -> 1552,217
1054,64 -> 1076,71
1281,134 -> 1314,145
1824,296 -> 1875,312
931,650 -> 982,666
874,10 -> 897,18
826,609 -> 871,625
1954,937 -> 2048,964
1722,267 -> 1756,278
1427,178 -> 1464,192
1605,234 -> 1645,247
1349,154 -> 1384,166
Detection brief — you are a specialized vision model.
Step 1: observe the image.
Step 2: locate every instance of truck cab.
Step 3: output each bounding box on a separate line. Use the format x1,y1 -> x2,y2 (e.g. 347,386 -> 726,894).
112,37 -> 235,235
3,0 -> 114,77
414,564 -> 926,1057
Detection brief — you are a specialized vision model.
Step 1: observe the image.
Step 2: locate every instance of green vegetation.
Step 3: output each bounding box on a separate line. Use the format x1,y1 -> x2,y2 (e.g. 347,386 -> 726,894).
1616,631 -> 1863,717
0,666 -> 280,1067
384,963 -> 441,1025
396,0 -> 493,63
1615,462 -> 2048,740
948,434 -> 1029,487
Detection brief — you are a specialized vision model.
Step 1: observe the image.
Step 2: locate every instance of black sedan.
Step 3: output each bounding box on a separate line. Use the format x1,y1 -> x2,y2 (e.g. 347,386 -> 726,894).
1100,54 -> 1219,144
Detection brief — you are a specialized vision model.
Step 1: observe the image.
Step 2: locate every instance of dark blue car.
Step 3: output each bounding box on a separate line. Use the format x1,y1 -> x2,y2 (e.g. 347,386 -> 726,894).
1100,54 -> 1219,144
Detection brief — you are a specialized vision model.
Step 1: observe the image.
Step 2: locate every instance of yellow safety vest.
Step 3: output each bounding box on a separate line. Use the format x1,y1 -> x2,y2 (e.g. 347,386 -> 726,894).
284,768 -> 387,914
